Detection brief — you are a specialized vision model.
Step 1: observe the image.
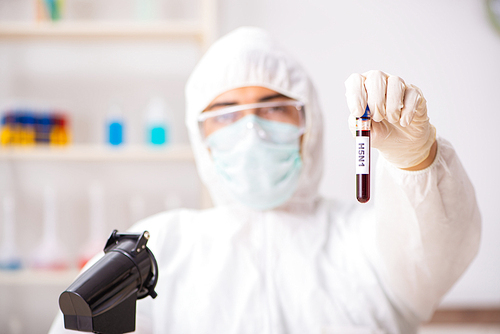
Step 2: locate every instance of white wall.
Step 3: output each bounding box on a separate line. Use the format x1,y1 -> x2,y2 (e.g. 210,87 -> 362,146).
218,0 -> 500,307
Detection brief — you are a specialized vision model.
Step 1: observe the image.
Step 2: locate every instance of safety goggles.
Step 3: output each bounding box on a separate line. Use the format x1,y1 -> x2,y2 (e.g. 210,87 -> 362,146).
198,100 -> 306,143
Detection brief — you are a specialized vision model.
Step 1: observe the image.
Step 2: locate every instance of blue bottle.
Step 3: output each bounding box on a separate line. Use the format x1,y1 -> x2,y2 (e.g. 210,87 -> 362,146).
107,104 -> 124,146
35,113 -> 53,144
150,125 -> 166,145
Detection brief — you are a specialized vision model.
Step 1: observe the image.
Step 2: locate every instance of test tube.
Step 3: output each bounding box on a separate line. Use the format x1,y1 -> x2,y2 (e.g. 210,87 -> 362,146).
356,106 -> 371,203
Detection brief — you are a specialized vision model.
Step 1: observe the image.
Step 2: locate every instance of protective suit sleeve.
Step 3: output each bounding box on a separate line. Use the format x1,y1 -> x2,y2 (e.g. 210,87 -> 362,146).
373,137 -> 481,321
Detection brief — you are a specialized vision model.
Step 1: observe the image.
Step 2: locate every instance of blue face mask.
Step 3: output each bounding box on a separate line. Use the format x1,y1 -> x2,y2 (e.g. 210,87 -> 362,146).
206,115 -> 303,210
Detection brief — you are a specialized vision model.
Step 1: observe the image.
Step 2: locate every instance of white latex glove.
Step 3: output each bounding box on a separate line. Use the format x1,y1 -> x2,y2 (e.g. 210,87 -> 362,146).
345,70 -> 436,169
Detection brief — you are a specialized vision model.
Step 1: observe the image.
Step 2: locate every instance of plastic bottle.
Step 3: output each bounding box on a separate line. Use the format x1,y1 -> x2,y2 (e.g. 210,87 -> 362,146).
135,0 -> 155,20
145,97 -> 170,146
107,103 -> 124,146
11,111 -> 23,145
44,0 -> 64,21
0,195 -> 22,270
20,111 -> 36,145
31,186 -> 69,270
35,113 -> 53,144
1,112 -> 14,146
50,113 -> 70,145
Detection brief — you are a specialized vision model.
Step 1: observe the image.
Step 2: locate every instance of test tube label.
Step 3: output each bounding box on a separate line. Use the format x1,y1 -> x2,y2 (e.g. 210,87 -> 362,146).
356,136 -> 370,174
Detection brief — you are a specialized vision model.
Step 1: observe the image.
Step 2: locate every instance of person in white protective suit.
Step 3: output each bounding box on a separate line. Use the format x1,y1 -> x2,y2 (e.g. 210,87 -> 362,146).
49,27 -> 481,334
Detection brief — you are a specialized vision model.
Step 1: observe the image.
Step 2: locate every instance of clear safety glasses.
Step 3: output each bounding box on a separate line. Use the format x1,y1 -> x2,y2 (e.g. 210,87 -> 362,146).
198,100 -> 306,143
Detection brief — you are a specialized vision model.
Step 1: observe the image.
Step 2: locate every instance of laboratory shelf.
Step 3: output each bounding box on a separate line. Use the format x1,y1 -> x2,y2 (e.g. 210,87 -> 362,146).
0,144 -> 195,162
0,269 -> 79,286
0,20 -> 206,40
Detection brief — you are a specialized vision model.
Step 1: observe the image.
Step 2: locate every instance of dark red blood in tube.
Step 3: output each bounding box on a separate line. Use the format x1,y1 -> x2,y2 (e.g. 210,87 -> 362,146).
356,106 -> 371,203
356,173 -> 370,203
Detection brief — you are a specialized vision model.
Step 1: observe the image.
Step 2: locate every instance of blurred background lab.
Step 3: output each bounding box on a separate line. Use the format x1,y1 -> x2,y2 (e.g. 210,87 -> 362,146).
0,0 -> 499,333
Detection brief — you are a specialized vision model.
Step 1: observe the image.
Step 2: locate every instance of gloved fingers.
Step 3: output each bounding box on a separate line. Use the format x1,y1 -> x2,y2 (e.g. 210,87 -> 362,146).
370,118 -> 393,148
345,73 -> 367,118
364,70 -> 388,122
400,85 -> 422,127
386,75 -> 406,124
409,84 -> 428,118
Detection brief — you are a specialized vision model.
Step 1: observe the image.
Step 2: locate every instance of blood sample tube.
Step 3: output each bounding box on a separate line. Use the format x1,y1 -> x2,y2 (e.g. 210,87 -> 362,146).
356,106 -> 371,203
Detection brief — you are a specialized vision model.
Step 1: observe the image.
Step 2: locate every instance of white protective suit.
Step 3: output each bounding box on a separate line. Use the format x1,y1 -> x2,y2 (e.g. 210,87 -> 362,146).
49,27 -> 481,334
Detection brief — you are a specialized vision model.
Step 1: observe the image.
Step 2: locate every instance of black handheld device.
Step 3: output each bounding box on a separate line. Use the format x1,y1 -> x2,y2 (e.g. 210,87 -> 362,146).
59,230 -> 158,334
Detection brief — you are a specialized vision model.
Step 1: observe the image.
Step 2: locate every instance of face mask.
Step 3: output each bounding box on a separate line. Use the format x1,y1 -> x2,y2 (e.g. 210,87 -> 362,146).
206,115 -> 303,210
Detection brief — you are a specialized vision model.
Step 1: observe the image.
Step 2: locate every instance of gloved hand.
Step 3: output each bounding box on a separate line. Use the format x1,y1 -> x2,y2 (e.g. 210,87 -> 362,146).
345,70 -> 436,169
